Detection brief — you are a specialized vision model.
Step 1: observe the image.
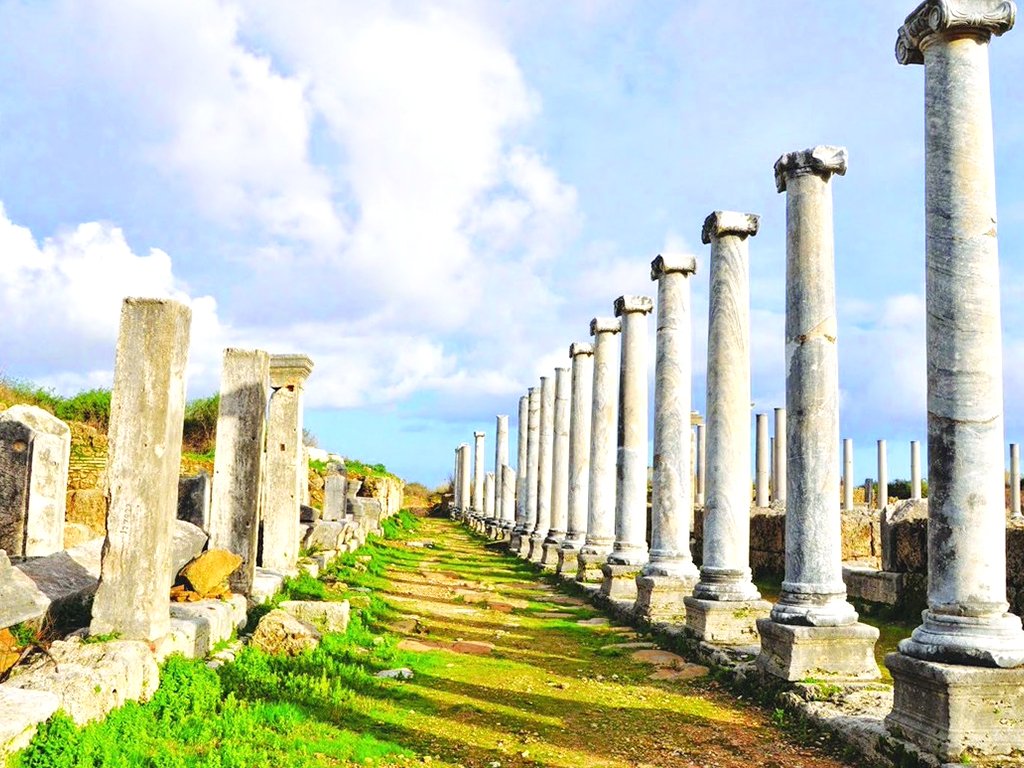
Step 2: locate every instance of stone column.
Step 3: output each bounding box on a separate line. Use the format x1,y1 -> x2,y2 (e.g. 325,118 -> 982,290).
695,423 -> 706,506
910,440 -> 922,500
453,447 -> 462,512
878,439 -> 888,510
685,212 -> 769,643
636,255 -> 701,621
774,407 -> 787,506
484,472 -> 495,522
494,415 -> 509,526
769,436 -> 776,499
514,387 -> 540,557
559,343 -> 594,578
501,464 -> 517,533
577,318 -> 621,582
323,471 -> 346,521
1011,444 -> 1021,519
511,395 -> 529,543
600,295 -> 653,601
528,379 -> 554,561
755,414 -> 770,508
90,298 -> 190,642
261,354 -> 314,575
208,348 -> 270,595
472,431 -> 485,516
843,438 -> 854,511
542,368 -> 571,570
458,443 -> 472,516
755,146 -> 877,681
865,478 -> 874,509
887,6 -> 1024,762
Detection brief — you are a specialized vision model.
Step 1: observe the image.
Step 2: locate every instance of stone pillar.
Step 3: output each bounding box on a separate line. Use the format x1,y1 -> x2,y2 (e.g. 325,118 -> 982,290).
542,368 -> 571,569
514,388 -> 541,557
511,395 -> 529,542
90,298 -> 190,642
600,295 -> 653,601
208,348 -> 270,594
878,439 -> 888,510
0,405 -> 71,558
529,376 -> 554,562
453,447 -> 462,512
685,212 -> 769,644
1011,444 -> 1021,519
774,407 -> 787,506
910,440 -> 922,500
755,146 -> 878,681
577,318 -> 621,583
887,6 -> 1024,762
864,478 -> 874,509
484,472 -> 495,521
472,431 -> 485,516
559,343 -> 594,578
755,413 -> 770,508
501,464 -> 517,534
261,355 -> 314,575
843,438 -> 854,511
769,436 -> 776,499
323,472 -> 346,521
636,255 -> 701,621
695,423 -> 706,506
494,415 -> 509,524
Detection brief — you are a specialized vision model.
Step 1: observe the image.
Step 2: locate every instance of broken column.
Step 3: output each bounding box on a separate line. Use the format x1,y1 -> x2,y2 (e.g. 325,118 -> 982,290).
577,318 -> 621,582
494,414 -> 509,525
878,439 -> 888,510
636,255 -> 700,621
208,348 -> 270,594
695,423 -> 706,506
559,342 -> 594,578
910,439 -> 922,500
774,407 -> 787,506
542,368 -> 571,570
483,472 -> 495,522
843,438 -> 854,511
0,405 -> 71,558
472,431 -> 485,516
511,395 -> 529,540
755,413 -> 770,508
458,443 -> 472,515
685,211 -> 769,643
600,295 -> 653,601
887,5 -> 1024,761
90,298 -> 191,641
514,387 -> 540,557
529,376 -> 554,562
756,145 -> 878,680
261,354 -> 314,575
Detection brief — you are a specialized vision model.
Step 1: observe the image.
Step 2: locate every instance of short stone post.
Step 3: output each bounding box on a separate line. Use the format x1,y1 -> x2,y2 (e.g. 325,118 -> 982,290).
208,348 -> 270,594
910,440 -> 922,500
458,443 -> 472,516
755,145 -> 878,681
843,438 -> 854,511
695,423 -> 706,506
528,378 -> 554,562
261,355 -> 314,575
0,406 -> 71,557
494,415 -> 509,525
559,343 -> 594,578
514,387 -> 540,557
755,413 -> 770,508
542,368 -> 571,569
600,295 -> 653,601
887,6 -> 1024,762
472,431 -> 485,516
1011,443 -> 1021,519
90,298 -> 190,642
685,212 -> 770,643
635,255 -> 700,621
323,471 -> 346,521
577,318 -> 621,582
511,395 -> 529,542
774,407 -> 787,506
877,439 -> 888,510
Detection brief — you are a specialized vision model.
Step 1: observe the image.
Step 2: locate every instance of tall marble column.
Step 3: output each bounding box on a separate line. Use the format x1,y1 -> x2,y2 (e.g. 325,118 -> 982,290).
685,211 -> 770,643
843,438 -> 855,511
559,342 -> 594,578
513,388 -> 540,556
458,443 -> 472,516
910,440 -> 922,500
501,465 -> 517,532
636,255 -> 700,621
494,415 -> 509,526
529,376 -> 554,562
600,295 -> 653,601
577,318 -> 621,582
472,431 -> 485,517
756,146 -> 877,681
453,447 -> 462,512
877,439 -> 888,510
695,423 -> 706,506
511,395 -> 529,543
774,407 -> 787,506
542,368 -> 571,569
755,414 -> 770,508
887,5 -> 1024,761
1011,443 -> 1021,519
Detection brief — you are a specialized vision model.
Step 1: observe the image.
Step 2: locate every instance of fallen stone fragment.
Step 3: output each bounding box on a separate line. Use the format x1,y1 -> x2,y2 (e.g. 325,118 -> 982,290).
279,600 -> 350,634
375,667 -> 414,680
0,687 -> 60,756
250,609 -> 320,656
451,640 -> 494,655
631,649 -> 688,667
179,549 -> 242,596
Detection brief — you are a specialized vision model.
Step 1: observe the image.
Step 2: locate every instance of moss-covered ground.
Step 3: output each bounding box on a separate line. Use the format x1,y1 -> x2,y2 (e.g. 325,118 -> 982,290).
15,514 -> 861,767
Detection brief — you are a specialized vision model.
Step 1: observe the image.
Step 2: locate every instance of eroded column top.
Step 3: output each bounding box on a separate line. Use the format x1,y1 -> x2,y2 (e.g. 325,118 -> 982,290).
701,211 -> 760,244
614,295 -> 654,317
774,146 -> 848,192
651,253 -> 698,280
896,0 -> 1016,64
590,317 -> 622,336
270,354 -> 314,388
570,342 -> 595,358
474,431 -> 485,438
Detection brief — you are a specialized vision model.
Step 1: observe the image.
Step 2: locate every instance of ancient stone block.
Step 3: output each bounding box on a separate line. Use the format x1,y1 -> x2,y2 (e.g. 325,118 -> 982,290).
251,608 -> 320,656
0,421 -> 33,560
756,619 -> 879,681
179,549 -> 242,596
279,599 -> 350,633
882,499 -> 928,573
322,473 -> 346,521
177,472 -> 211,531
683,596 -> 771,645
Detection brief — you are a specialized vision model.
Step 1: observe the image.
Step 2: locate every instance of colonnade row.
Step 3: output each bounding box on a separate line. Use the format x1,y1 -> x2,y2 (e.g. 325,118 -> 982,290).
453,4 -> 1024,763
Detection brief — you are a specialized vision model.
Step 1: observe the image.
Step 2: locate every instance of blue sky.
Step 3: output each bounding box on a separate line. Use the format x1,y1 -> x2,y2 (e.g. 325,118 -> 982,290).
0,1 -> 1022,486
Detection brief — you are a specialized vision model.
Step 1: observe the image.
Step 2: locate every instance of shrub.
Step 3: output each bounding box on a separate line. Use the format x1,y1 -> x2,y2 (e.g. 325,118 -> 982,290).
182,394 -> 219,456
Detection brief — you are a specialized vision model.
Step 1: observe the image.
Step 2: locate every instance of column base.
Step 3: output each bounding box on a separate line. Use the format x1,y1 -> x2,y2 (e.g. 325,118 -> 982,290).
683,597 -> 771,645
634,574 -> 697,624
527,534 -> 545,563
898,610 -> 1024,668
576,550 -> 610,583
600,563 -> 642,602
755,619 -> 879,681
885,652 -> 1024,764
508,531 -> 523,553
556,549 -> 579,580
539,542 -> 561,571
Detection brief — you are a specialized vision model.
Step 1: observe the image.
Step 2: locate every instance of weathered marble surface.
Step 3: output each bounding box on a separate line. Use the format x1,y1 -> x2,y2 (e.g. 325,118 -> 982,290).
458,443 -> 472,515
843,438 -> 854,512
877,439 -> 888,511
494,415 -> 509,522
562,343 -> 594,553
514,395 -> 529,531
529,378 -> 554,561
472,431 -> 485,514
773,408 -> 787,505
545,368 -> 570,546
755,413 -> 770,508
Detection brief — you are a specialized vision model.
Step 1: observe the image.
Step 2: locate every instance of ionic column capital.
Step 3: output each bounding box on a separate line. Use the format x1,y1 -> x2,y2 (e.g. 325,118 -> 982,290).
896,0 -> 1015,65
700,211 -> 760,244
590,316 -> 621,336
651,253 -> 698,280
774,146 -> 848,192
569,342 -> 594,358
614,295 -> 654,317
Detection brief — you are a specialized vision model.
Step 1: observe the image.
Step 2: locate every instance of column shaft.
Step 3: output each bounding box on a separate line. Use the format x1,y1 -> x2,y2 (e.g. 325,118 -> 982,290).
581,320 -> 620,555
1011,444 -> 1021,518
774,408 -> 787,505
495,415 -> 509,521
564,344 -> 594,549
911,440 -> 922,500
755,414 -> 770,507
843,438 -> 854,511
546,368 -> 570,543
472,431 -> 485,513
878,439 -> 888,510
515,395 -> 529,529
696,423 -> 706,506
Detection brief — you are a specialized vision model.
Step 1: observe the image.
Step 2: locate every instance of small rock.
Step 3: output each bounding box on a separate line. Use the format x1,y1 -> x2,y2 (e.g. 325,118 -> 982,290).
179,549 -> 242,597
251,609 -> 320,656
451,640 -> 494,655
375,667 -> 414,680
